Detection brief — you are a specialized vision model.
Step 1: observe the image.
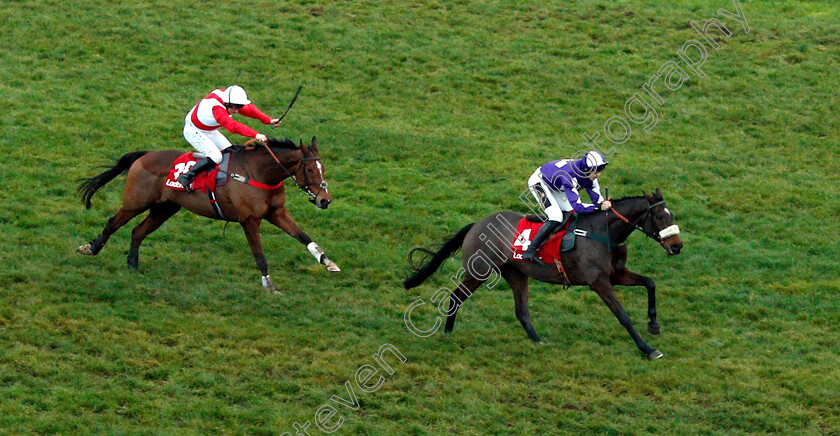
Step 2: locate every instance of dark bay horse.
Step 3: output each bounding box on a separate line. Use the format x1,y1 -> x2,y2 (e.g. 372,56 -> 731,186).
77,137 -> 339,293
404,189 -> 682,359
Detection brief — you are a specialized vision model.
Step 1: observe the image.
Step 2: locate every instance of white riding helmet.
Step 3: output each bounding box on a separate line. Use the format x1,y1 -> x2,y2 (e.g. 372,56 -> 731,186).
225,85 -> 251,106
583,150 -> 609,172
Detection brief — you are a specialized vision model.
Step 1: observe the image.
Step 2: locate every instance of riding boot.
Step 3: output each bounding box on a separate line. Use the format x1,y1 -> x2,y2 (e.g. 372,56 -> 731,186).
521,214 -> 568,265
177,157 -> 216,194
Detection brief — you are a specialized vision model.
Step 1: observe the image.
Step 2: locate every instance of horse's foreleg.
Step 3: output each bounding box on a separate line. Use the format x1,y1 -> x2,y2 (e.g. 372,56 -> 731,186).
127,203 -> 181,270
501,266 -> 542,343
77,208 -> 144,256
590,276 -> 662,359
240,217 -> 277,293
610,268 -> 659,335
267,208 -> 340,272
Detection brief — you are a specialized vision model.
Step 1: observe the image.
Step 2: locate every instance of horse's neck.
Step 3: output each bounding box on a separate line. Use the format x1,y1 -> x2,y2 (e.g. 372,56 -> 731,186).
609,198 -> 648,244
247,148 -> 302,184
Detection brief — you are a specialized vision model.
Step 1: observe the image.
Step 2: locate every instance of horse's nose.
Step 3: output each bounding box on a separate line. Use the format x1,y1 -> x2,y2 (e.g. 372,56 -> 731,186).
318,198 -> 331,209
671,244 -> 682,255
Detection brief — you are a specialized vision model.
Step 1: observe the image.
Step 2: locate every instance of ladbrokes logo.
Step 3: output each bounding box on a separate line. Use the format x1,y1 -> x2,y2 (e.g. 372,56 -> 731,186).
164,179 -> 184,189
165,160 -> 196,189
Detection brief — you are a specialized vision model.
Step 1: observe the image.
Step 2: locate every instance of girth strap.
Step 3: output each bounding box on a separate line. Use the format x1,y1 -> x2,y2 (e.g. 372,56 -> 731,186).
230,173 -> 285,190
207,191 -> 230,221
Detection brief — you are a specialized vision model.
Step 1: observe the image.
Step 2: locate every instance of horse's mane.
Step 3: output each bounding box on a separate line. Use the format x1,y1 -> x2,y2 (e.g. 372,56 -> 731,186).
523,196 -> 648,222
613,195 -> 647,202
229,137 -> 299,154
267,137 -> 299,150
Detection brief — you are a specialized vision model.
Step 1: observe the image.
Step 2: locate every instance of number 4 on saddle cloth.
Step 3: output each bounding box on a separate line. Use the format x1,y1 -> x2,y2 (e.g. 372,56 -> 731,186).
511,213 -> 579,264
165,152 -> 232,194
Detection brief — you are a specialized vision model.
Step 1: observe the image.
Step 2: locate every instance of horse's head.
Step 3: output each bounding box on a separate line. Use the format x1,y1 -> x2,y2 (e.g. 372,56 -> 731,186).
642,188 -> 683,255
296,137 -> 332,209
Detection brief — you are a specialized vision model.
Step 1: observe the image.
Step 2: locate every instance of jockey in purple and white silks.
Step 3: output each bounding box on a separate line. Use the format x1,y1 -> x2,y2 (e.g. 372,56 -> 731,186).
522,150 -> 612,264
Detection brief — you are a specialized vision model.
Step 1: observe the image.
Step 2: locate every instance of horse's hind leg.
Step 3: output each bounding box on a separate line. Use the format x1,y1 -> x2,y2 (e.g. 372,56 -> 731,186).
611,267 -> 659,335
240,216 -> 278,293
501,265 -> 542,343
127,203 -> 181,270
444,277 -> 483,335
77,207 -> 146,256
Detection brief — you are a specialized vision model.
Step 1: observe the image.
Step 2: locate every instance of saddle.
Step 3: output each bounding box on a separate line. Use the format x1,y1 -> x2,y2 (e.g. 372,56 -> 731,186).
165,151 -> 232,193
511,213 -> 579,264
164,151 -> 235,220
523,213 -> 580,252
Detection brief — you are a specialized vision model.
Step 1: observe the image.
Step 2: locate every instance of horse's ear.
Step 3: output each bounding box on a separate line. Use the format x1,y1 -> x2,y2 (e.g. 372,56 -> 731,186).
311,136 -> 318,153
299,139 -> 307,151
655,187 -> 663,199
642,190 -> 648,199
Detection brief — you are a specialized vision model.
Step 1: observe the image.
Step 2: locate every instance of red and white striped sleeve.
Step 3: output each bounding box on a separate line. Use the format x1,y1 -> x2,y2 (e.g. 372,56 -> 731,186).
238,104 -> 272,124
212,106 -> 259,138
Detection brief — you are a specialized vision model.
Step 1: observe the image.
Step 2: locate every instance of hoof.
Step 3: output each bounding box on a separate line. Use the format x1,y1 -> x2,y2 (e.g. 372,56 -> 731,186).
324,260 -> 341,272
647,349 -> 664,360
261,275 -> 278,294
526,330 -> 543,343
648,324 -> 661,335
77,244 -> 95,256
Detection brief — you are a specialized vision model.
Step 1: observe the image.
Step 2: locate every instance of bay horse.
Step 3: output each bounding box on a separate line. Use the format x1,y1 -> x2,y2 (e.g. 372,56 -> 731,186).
404,189 -> 682,359
77,137 -> 339,293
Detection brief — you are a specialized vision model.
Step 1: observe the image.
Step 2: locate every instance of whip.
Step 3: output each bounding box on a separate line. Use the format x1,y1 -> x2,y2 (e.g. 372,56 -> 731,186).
272,85 -> 302,128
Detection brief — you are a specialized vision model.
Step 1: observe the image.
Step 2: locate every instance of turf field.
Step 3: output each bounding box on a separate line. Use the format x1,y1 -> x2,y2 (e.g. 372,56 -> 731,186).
1,0 -> 838,434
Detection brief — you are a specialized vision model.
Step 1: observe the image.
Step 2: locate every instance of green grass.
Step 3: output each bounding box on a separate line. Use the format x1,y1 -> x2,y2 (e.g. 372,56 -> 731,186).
2,0 -> 839,434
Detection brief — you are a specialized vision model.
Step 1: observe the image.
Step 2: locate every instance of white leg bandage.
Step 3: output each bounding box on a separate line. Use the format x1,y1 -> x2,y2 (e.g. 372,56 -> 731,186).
307,242 -> 325,263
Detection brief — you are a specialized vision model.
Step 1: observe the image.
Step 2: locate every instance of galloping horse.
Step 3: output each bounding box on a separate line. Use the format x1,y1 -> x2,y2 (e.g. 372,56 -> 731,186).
404,189 -> 682,359
77,137 -> 339,293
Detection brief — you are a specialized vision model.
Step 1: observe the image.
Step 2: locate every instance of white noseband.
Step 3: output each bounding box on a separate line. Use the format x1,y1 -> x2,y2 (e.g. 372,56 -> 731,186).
659,225 -> 680,240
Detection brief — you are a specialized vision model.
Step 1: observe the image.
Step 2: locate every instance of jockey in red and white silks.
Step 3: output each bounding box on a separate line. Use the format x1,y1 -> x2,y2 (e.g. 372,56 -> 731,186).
522,150 -> 612,264
184,85 -> 278,163
178,85 -> 280,193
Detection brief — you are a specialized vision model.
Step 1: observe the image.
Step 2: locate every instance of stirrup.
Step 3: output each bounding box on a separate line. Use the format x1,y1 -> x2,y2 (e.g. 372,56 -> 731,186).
177,176 -> 194,193
522,250 -> 546,266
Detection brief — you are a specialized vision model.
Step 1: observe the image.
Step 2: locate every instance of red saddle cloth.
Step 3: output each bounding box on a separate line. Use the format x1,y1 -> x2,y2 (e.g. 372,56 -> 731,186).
511,218 -> 566,264
165,153 -> 220,193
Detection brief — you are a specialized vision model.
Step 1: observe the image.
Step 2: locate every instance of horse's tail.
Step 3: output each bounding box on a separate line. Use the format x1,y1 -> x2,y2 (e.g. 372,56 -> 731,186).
404,223 -> 475,289
78,151 -> 149,209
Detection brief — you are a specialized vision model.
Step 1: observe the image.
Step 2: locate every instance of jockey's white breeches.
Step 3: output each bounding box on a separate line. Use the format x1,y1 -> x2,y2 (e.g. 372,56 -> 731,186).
528,169 -> 572,221
183,115 -> 231,164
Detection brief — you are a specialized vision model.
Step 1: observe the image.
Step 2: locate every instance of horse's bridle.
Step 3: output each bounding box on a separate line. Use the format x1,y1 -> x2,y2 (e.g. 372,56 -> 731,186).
257,141 -> 328,200
296,157 -> 329,201
610,200 -> 680,243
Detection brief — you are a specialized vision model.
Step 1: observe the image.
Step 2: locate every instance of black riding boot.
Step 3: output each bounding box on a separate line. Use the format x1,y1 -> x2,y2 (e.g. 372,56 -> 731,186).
176,157 -> 216,194
521,215 -> 567,265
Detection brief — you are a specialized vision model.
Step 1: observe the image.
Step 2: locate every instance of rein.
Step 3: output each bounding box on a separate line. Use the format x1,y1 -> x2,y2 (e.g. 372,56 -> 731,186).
609,199 -> 679,244
242,139 -> 327,199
